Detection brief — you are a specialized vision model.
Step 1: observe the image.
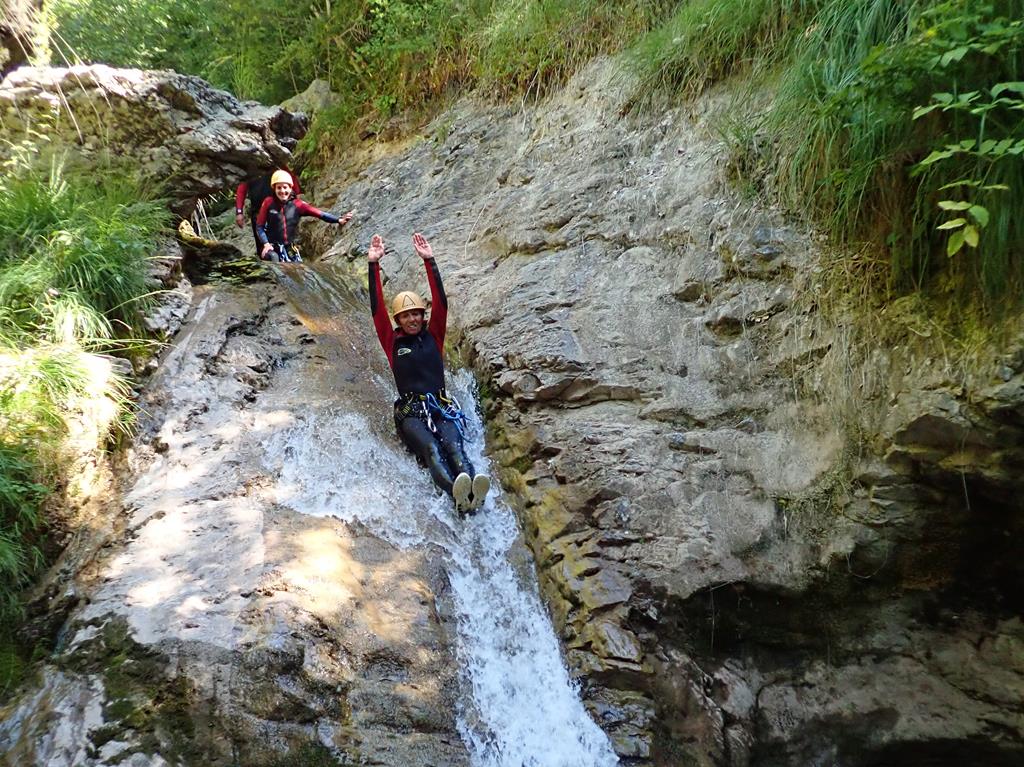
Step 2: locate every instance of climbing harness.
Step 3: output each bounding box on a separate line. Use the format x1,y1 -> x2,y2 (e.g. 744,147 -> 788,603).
395,390 -> 466,436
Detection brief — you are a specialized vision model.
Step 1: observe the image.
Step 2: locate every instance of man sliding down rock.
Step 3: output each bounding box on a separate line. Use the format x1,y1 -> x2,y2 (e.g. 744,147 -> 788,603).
255,170 -> 353,262
368,232 -> 490,514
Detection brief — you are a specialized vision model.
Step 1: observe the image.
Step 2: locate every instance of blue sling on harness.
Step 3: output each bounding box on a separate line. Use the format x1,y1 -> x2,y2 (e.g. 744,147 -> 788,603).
424,392 -> 467,437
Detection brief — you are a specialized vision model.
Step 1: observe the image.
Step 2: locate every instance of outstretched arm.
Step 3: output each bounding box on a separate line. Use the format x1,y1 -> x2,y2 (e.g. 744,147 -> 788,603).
294,200 -> 354,227
414,233 -> 448,347
368,234 -> 395,365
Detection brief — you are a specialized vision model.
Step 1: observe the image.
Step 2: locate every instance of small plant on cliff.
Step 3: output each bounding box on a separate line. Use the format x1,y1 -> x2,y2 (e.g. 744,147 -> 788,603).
768,0 -> 1023,297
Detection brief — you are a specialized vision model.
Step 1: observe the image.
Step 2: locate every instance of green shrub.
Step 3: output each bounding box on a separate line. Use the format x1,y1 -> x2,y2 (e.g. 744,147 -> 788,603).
769,0 -> 1024,295
0,155 -> 164,622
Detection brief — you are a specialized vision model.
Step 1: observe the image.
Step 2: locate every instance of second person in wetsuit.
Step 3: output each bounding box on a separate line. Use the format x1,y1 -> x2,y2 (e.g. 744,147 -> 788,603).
235,166 -> 301,257
368,232 -> 489,513
256,170 -> 353,262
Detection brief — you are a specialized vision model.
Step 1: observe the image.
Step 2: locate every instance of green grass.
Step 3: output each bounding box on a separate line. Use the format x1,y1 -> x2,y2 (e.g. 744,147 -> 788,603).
0,153 -> 166,624
769,0 -> 1024,297
0,343 -> 86,621
629,0 -> 816,104
474,0 -> 669,99
0,156 -> 165,342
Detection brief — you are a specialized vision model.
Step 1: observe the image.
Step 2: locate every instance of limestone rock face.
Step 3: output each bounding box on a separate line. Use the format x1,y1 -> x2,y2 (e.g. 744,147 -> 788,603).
307,57 -> 1024,765
0,65 -> 307,213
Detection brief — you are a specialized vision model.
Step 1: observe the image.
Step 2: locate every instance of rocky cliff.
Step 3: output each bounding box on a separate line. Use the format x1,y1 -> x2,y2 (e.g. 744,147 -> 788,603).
1,58 -> 1022,767
307,59 -> 1024,765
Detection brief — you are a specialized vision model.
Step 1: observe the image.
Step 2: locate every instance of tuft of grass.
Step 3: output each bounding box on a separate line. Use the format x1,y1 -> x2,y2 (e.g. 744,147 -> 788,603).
475,0 -> 669,100
629,0 -> 817,105
769,1 -> 928,253
0,156 -> 166,341
0,343 -> 87,620
0,153 -> 166,623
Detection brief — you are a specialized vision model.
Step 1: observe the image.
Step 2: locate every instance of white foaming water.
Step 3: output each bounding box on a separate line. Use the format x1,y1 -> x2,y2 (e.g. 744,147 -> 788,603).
262,370 -> 619,767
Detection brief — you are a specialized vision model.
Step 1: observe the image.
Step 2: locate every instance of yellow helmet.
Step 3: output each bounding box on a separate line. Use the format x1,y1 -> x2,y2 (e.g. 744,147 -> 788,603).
270,169 -> 293,187
391,291 -> 427,319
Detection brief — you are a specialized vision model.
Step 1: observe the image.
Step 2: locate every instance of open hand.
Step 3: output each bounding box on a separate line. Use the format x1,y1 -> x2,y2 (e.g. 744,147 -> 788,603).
235,213 -> 245,228
368,234 -> 385,263
412,232 -> 433,260
339,210 -> 354,226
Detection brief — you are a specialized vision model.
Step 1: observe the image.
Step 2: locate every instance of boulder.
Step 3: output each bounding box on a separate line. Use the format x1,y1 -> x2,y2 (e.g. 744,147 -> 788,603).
0,65 -> 307,215
280,78 -> 341,116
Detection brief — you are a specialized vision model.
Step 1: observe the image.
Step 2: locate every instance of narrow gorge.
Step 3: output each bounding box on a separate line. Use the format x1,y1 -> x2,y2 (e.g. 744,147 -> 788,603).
1,57 -> 1022,767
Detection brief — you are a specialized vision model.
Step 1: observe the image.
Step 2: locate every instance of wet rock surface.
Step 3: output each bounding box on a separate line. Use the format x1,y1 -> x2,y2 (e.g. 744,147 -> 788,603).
1,281 -> 467,767
308,58 -> 1024,764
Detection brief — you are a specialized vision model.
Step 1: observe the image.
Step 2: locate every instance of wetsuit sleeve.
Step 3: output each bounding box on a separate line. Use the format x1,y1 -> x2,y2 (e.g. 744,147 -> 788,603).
294,199 -> 339,224
255,197 -> 272,245
425,258 -> 448,348
235,182 -> 247,212
290,170 -> 301,197
369,261 -> 395,366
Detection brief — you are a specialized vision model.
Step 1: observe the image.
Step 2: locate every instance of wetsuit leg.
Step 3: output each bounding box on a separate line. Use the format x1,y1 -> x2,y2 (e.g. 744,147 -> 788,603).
397,416 -> 457,495
434,420 -> 475,480
249,216 -> 262,258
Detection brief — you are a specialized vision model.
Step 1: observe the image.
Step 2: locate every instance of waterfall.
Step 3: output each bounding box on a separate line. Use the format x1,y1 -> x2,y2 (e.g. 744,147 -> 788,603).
265,265 -> 620,767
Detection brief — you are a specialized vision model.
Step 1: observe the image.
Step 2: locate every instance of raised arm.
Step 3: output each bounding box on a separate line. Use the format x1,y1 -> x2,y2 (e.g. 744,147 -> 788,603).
413,232 -> 448,347
368,234 -> 395,364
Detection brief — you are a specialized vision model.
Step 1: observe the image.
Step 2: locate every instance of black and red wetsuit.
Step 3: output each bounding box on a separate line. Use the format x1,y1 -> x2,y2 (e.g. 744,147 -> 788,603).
256,196 -> 338,261
235,170 -> 301,256
369,257 -> 473,495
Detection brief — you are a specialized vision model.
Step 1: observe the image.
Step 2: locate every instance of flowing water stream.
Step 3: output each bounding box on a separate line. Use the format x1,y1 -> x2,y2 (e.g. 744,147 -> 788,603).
267,264 -> 620,767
